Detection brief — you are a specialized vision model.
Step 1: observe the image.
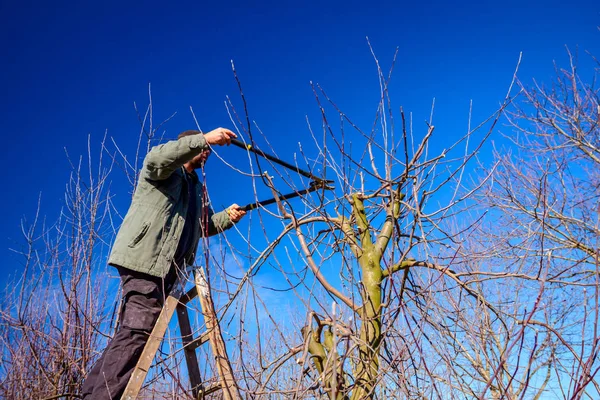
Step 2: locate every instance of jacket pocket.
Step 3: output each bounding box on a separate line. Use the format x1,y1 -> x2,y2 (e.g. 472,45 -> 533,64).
128,221 -> 151,248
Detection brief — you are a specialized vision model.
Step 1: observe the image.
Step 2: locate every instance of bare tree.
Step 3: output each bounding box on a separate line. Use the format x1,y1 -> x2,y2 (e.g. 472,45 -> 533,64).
0,91 -> 187,399
0,135 -> 117,399
3,47 -> 599,400
208,50 -> 521,399
459,50 -> 600,399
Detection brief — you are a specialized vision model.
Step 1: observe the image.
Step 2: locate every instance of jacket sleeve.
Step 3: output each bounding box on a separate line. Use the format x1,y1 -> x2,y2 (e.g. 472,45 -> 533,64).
205,208 -> 234,237
143,132 -> 209,180
197,185 -> 234,237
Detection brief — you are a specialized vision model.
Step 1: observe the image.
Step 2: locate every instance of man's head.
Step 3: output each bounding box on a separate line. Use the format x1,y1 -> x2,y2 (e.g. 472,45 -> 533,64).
179,130 -> 211,171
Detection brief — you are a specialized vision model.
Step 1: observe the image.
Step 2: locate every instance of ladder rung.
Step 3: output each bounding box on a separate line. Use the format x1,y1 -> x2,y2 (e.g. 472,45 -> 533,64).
201,382 -> 223,396
180,286 -> 198,304
184,331 -> 211,352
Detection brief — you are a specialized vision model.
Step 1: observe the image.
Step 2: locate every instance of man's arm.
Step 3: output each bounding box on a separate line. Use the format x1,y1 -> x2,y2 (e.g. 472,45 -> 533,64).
144,128 -> 236,180
202,204 -> 246,237
206,209 -> 233,236
144,132 -> 207,180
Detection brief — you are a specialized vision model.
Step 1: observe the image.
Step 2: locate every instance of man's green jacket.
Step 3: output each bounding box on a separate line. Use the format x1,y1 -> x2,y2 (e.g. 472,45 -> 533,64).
108,132 -> 234,278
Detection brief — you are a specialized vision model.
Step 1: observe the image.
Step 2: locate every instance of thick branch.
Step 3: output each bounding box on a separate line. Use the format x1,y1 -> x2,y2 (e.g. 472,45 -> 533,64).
375,191 -> 405,256
337,215 -> 361,259
351,194 -> 374,253
382,258 -> 416,278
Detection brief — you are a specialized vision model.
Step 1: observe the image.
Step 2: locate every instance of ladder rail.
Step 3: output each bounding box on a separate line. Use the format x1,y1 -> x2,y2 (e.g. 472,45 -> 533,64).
177,303 -> 204,398
120,269 -> 241,400
195,267 -> 242,400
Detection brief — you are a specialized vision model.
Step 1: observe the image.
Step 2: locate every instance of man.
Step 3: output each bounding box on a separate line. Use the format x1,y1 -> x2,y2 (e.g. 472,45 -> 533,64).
82,127 -> 246,399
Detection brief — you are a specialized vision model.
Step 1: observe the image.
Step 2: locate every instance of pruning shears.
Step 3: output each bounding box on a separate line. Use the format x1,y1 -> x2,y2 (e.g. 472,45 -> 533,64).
229,139 -> 334,212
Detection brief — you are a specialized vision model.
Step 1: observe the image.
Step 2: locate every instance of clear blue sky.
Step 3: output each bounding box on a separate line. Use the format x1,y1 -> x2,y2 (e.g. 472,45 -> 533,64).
1,0 -> 599,276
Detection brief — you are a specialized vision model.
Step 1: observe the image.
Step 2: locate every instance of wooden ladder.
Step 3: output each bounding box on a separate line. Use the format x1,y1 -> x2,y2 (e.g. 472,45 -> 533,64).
122,267 -> 241,400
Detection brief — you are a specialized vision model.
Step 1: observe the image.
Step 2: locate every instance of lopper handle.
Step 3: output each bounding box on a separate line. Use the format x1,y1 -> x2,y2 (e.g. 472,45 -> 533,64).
230,139 -> 323,182
240,186 -> 318,212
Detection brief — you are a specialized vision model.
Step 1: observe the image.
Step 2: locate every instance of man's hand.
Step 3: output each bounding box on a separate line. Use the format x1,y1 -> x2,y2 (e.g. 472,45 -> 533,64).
226,204 -> 246,223
204,128 -> 237,146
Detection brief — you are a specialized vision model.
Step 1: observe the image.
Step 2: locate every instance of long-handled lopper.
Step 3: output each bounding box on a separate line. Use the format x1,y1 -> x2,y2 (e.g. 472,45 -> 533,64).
230,139 -> 330,184
229,139 -> 333,212
240,180 -> 334,212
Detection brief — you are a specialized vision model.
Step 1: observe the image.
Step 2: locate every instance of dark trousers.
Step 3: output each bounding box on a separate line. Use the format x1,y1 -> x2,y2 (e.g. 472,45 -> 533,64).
81,266 -> 177,400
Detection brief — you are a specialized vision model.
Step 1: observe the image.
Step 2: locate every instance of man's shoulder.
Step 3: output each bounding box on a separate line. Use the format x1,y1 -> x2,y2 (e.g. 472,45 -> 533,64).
138,166 -> 185,184
132,167 -> 185,203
